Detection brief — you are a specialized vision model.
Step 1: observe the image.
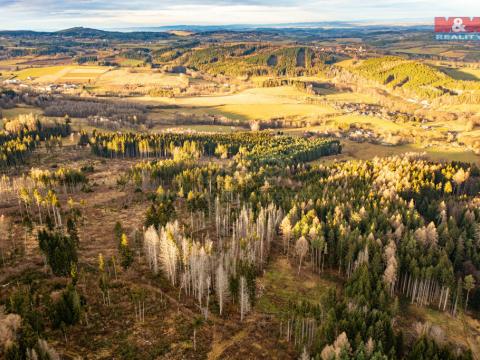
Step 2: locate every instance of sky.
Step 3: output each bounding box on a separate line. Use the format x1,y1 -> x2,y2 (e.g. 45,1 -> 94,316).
0,0 -> 479,30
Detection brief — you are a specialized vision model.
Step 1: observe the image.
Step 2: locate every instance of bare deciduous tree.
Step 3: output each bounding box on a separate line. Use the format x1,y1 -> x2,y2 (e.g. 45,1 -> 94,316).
295,236 -> 309,274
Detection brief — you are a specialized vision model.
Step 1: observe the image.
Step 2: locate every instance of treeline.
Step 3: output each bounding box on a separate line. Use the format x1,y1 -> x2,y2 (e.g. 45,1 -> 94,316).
41,97 -> 148,123
0,89 -> 21,109
1,45 -> 75,58
120,48 -> 152,63
76,55 -> 98,64
2,91 -> 149,126
261,78 -> 332,94
80,130 -> 341,166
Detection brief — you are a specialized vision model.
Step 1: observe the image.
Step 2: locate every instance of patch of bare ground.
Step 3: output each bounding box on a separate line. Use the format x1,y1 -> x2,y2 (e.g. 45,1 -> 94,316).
208,313 -> 293,360
0,144 -> 144,282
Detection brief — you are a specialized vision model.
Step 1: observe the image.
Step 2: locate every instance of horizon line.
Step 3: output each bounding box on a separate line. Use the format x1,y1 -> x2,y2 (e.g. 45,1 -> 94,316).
0,19 -> 435,33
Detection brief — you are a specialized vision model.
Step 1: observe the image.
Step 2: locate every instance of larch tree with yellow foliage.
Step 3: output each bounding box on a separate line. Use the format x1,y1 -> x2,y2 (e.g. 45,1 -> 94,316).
119,233 -> 134,270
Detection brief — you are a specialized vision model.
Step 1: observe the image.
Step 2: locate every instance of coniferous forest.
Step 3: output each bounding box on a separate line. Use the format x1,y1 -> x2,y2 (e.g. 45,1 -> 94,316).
1,13 -> 480,360
1,123 -> 479,359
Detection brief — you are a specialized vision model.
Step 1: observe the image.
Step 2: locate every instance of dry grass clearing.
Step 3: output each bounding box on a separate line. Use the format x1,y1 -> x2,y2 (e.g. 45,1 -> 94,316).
136,86 -> 338,121
256,256 -> 338,315
115,58 -> 145,67
1,105 -> 43,119
307,140 -> 480,165
14,65 -> 111,83
95,68 -> 188,87
140,86 -> 312,106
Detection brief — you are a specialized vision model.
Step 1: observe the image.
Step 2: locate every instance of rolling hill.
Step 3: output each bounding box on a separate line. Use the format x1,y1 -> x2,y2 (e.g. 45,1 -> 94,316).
348,56 -> 480,99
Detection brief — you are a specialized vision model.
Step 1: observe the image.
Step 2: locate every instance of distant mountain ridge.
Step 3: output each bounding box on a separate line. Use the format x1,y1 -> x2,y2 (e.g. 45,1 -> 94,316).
0,26 -> 174,40
0,23 -> 433,42
121,21 -> 432,32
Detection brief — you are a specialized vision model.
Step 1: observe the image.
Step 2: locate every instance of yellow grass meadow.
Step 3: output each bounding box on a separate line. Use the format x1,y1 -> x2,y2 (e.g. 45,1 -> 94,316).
134,86 -> 338,120
14,65 -> 111,83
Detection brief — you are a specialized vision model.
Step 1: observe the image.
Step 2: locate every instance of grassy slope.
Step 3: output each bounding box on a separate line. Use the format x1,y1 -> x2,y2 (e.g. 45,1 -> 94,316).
134,86 -> 338,121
